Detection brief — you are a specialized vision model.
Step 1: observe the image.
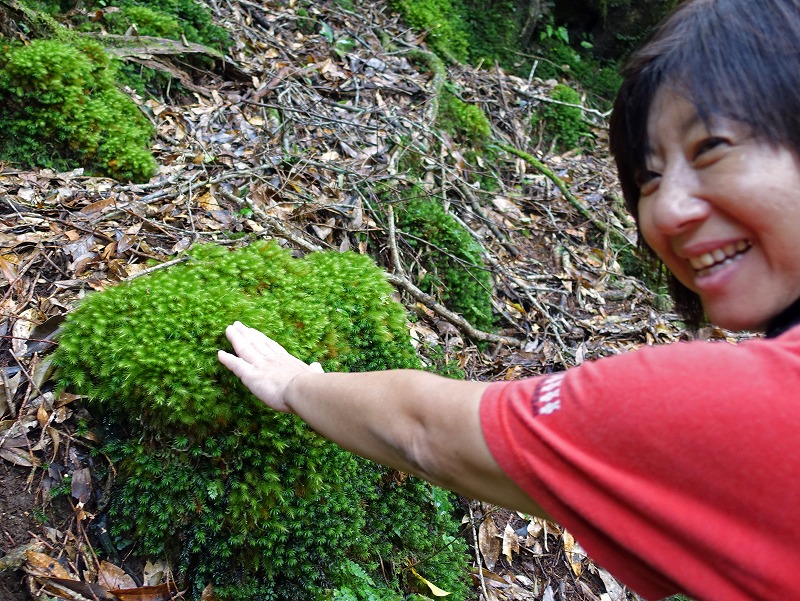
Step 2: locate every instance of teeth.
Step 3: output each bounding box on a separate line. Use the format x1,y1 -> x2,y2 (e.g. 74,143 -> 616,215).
689,241 -> 750,271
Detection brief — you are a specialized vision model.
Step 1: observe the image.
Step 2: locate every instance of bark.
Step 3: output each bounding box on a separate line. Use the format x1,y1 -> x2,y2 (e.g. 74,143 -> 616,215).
518,0 -> 549,48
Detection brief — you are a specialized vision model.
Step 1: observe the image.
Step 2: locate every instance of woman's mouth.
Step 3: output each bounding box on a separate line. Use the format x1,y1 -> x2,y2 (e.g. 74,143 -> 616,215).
689,240 -> 751,276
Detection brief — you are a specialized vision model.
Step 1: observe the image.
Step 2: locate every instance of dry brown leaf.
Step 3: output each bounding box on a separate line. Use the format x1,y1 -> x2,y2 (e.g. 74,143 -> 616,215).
501,522 -> 519,563
111,583 -> 174,601
562,530 -> 586,576
143,558 -> 169,586
70,467 -> 93,504
36,404 -> 50,428
0,446 -> 39,467
80,196 -> 117,215
12,308 -> 43,356
478,515 -> 501,572
24,550 -> 73,579
47,426 -> 61,461
98,560 -> 138,591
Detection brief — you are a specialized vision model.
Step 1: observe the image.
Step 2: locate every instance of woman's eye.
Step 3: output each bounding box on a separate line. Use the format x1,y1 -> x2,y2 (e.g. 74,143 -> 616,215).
693,137 -> 728,161
636,170 -> 660,195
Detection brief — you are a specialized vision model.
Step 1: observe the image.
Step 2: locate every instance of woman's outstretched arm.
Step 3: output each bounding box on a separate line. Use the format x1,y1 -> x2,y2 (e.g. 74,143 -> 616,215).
218,321 -> 549,518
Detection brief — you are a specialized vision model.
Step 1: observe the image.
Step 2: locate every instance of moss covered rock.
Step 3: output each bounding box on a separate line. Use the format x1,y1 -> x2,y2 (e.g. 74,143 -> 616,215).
55,242 -> 469,600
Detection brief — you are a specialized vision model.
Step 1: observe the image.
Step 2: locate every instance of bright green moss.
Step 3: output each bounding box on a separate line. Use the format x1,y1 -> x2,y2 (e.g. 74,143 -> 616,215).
396,194 -> 495,332
56,242 -> 468,600
80,0 -> 230,49
0,39 -> 156,181
539,83 -> 590,151
437,85 -> 492,146
389,0 -> 471,62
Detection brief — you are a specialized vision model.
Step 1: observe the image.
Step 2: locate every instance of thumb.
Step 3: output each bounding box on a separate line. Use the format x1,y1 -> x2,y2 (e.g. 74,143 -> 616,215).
309,361 -> 324,373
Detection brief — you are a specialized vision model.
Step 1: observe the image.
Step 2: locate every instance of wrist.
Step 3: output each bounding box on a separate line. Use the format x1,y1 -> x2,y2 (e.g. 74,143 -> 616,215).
283,370 -> 323,414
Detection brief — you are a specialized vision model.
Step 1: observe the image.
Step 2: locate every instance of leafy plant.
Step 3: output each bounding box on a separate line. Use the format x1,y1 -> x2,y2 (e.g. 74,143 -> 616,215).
0,39 -> 156,182
56,242 -> 469,600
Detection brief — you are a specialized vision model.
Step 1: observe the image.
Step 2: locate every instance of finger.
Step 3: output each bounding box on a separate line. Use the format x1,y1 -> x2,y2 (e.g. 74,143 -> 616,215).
217,349 -> 256,378
232,322 -> 288,355
225,325 -> 265,364
309,361 -> 324,373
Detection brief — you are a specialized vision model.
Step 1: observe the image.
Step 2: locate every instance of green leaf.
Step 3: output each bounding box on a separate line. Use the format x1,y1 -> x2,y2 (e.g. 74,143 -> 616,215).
320,20 -> 335,43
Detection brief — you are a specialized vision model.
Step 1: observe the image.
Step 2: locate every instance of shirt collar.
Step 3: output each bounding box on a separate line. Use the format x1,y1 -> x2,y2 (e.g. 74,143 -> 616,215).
766,296 -> 800,338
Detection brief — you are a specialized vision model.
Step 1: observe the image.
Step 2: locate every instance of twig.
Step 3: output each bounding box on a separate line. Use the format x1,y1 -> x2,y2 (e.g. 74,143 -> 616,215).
385,272 -> 521,346
386,205 -> 405,277
497,142 -> 632,248
124,256 -> 191,280
468,503 -> 490,601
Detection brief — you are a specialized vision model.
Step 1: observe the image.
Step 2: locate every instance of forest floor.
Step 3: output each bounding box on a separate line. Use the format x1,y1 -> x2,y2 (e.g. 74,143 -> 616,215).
0,0 -> 724,599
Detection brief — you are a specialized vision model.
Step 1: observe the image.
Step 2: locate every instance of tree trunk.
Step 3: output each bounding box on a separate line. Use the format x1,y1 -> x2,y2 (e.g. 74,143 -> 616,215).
519,0 -> 549,48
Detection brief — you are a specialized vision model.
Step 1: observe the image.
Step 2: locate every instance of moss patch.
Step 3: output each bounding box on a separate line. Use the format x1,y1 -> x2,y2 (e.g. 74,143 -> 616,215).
55,242 -> 470,600
0,38 -> 156,181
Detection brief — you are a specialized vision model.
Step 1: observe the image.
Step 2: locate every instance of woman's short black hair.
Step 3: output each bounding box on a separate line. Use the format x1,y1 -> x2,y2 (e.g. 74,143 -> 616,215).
609,0 -> 800,327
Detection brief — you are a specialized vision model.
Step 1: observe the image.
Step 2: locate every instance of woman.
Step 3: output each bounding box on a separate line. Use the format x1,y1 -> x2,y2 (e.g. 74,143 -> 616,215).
219,0 -> 800,598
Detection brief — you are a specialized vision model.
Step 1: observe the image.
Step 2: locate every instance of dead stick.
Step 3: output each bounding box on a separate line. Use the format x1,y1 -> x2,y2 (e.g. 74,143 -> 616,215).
385,272 -> 521,346
496,142 -> 632,248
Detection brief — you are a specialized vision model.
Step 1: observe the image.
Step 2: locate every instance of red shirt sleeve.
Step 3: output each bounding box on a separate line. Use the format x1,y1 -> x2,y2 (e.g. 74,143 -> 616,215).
480,330 -> 800,601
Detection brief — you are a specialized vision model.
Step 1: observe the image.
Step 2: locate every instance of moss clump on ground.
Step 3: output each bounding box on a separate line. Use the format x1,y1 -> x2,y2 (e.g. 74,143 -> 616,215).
437,84 -> 492,146
55,242 -> 470,600
396,193 -> 495,332
0,38 -> 156,181
85,0 -> 229,49
389,0 -> 471,62
539,83 -> 590,151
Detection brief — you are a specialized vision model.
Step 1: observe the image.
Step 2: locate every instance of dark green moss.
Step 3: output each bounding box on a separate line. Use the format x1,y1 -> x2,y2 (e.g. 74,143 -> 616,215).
538,83 -> 590,151
56,242 -> 469,600
396,193 -> 495,333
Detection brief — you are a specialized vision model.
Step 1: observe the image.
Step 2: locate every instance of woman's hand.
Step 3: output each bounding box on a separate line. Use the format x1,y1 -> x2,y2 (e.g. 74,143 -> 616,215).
217,321 -> 324,412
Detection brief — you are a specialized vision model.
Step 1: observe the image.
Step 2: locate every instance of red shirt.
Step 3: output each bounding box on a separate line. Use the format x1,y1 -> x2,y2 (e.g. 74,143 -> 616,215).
480,327 -> 800,600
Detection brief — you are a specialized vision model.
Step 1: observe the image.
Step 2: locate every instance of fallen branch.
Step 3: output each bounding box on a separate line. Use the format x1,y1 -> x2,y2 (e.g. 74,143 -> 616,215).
81,33 -> 224,60
496,142 -> 633,248
125,256 -> 190,280
386,272 -> 522,346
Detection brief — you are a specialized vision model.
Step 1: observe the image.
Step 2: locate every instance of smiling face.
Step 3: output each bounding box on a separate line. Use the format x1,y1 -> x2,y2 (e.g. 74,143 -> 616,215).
638,87 -> 800,331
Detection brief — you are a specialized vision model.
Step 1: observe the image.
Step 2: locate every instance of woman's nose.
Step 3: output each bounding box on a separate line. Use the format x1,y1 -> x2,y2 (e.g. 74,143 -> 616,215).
644,168 -> 710,237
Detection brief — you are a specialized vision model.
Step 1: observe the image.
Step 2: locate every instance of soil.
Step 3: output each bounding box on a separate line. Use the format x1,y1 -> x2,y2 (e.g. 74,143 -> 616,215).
1,464 -> 41,601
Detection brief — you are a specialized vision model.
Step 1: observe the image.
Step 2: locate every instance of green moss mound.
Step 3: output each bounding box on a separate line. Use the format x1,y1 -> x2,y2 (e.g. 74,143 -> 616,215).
55,242 -> 469,600
389,0 -> 471,62
539,83 -> 590,151
82,0 -> 230,49
396,194 -> 495,332
438,85 -> 491,146
0,39 -> 157,182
